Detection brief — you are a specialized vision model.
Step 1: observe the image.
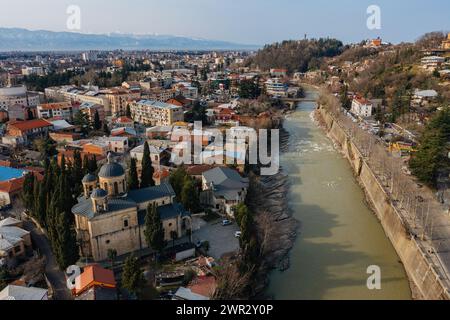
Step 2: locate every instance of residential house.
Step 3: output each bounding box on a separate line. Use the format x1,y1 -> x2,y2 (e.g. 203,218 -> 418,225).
37,102 -> 77,121
4,119 -> 53,145
201,167 -> 249,217
0,285 -> 48,300
351,97 -> 373,118
0,224 -> 32,268
73,264 -> 117,300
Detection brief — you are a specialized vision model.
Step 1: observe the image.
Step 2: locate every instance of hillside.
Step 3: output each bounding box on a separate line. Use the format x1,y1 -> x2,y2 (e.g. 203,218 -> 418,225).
245,38 -> 345,73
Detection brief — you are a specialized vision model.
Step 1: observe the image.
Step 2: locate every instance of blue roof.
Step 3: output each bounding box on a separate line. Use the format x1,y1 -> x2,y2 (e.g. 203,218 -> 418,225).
98,162 -> 125,178
0,166 -> 26,182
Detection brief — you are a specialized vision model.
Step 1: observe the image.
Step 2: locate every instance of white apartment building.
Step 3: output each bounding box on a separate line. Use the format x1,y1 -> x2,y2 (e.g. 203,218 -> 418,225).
0,86 -> 40,120
37,102 -> 77,120
130,100 -> 184,126
351,97 -> 373,118
264,78 -> 288,97
21,67 -> 45,76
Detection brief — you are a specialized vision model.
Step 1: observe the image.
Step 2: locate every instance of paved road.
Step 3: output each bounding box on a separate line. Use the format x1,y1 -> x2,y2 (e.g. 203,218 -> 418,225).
23,219 -> 73,300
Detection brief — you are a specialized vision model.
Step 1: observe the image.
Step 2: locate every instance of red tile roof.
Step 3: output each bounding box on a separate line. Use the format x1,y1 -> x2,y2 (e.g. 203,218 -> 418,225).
74,264 -> 116,296
8,119 -> 52,132
187,276 -> 216,298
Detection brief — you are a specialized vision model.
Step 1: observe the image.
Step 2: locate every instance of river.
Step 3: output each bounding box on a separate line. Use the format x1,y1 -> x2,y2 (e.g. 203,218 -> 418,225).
267,90 -> 412,300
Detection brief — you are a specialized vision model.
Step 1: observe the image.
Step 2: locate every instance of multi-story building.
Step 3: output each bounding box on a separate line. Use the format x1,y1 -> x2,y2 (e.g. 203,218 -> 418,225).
21,67 -> 45,76
37,102 -> 77,120
130,100 -> 184,126
0,86 -> 40,118
104,87 -> 141,117
79,102 -> 105,123
264,78 -> 288,97
4,119 -> 53,145
45,86 -> 111,115
143,87 -> 177,102
351,97 -> 373,118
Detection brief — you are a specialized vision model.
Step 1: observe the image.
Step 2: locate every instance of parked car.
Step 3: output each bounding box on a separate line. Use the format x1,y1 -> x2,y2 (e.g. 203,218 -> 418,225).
222,219 -> 232,226
195,240 -> 207,248
234,231 -> 242,238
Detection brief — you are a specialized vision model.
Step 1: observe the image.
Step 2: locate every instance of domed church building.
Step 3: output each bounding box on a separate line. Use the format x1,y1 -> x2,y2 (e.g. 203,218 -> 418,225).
72,153 -> 192,261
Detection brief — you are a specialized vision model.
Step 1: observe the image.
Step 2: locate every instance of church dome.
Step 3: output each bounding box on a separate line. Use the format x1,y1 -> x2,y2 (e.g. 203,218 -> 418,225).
82,173 -> 97,183
91,188 -> 108,199
98,153 -> 125,178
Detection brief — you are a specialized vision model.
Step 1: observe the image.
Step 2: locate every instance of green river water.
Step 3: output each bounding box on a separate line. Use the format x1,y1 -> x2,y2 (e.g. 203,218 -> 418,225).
267,91 -> 412,300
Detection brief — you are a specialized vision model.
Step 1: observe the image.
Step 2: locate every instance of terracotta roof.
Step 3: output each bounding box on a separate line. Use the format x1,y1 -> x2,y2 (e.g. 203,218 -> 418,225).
187,276 -> 216,298
153,168 -> 170,180
38,102 -> 72,110
74,264 -> 116,296
0,177 -> 25,193
187,165 -> 217,176
166,99 -> 184,107
8,119 -> 52,132
114,116 -> 133,123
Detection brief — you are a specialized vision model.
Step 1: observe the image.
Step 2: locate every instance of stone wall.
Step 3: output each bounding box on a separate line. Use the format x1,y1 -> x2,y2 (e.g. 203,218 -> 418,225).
318,106 -> 450,300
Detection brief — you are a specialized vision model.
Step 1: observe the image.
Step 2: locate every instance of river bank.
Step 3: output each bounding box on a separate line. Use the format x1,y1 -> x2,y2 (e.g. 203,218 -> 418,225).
314,99 -> 450,300
265,89 -> 412,300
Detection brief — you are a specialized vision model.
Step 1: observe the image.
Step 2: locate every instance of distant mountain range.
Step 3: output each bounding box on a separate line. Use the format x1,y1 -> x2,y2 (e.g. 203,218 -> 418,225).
0,28 -> 259,51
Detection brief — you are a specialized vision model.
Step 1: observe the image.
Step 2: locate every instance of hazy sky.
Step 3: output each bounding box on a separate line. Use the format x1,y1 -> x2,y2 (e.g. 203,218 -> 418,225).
0,0 -> 449,45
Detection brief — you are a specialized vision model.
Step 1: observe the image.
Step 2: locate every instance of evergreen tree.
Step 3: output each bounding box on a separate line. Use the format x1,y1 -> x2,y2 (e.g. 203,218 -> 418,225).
169,166 -> 187,199
121,254 -> 145,298
54,209 -> 79,270
72,150 -> 83,195
180,176 -> 200,213
127,157 -> 139,190
126,104 -> 132,118
93,110 -> 101,130
340,85 -> 351,110
144,203 -> 166,254
82,154 -> 90,174
140,141 -> 154,188
410,109 -> 450,187
88,155 -> 98,173
21,173 -> 35,211
103,122 -> 110,135
35,183 -> 47,227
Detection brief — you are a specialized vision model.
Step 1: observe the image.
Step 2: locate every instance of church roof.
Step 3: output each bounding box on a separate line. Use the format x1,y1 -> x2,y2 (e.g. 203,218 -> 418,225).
127,182 -> 175,203
98,162 -> 125,178
98,153 -> 125,178
72,182 -> 177,220
72,197 -> 136,219
82,173 -> 97,183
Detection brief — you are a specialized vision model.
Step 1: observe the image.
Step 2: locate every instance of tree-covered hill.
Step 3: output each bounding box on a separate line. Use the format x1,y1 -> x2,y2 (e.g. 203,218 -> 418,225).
245,38 -> 346,73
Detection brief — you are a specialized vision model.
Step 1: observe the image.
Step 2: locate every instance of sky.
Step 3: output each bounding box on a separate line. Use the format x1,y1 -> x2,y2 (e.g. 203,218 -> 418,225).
0,0 -> 449,45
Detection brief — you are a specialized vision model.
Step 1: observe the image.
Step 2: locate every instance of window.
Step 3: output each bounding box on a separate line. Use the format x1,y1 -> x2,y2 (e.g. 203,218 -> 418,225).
123,219 -> 129,228
106,240 -> 110,244
114,182 -> 119,195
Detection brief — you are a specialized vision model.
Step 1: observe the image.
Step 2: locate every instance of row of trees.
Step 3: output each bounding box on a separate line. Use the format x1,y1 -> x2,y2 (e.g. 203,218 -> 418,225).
22,155 -> 85,270
410,109 -> 450,187
127,141 -> 155,190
